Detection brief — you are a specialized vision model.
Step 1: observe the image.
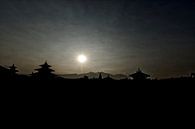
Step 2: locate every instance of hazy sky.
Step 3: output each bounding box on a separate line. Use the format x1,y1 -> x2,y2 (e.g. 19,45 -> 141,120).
0,0 -> 195,78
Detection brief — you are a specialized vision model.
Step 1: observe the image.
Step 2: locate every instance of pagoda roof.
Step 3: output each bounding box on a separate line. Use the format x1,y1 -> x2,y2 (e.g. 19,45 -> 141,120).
9,64 -> 19,72
39,62 -> 52,67
35,68 -> 54,72
9,64 -> 17,69
0,65 -> 9,72
35,61 -> 55,73
130,69 -> 150,78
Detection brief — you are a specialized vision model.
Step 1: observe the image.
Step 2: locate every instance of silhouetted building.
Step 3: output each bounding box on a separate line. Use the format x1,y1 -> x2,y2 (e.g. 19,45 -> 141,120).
9,64 -> 18,75
32,61 -> 56,80
0,65 -> 26,80
130,68 -> 150,80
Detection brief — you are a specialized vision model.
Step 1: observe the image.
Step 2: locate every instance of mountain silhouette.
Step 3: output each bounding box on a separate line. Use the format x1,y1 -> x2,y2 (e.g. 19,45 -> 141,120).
60,72 -> 128,80
0,62 -> 195,82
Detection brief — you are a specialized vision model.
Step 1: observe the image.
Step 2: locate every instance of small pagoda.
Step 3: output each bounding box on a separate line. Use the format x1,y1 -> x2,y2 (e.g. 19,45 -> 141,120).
130,68 -> 150,80
9,64 -> 19,75
33,61 -> 55,80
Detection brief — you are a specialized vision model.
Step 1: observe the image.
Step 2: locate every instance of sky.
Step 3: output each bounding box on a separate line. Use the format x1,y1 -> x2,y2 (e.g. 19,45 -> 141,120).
0,0 -> 195,78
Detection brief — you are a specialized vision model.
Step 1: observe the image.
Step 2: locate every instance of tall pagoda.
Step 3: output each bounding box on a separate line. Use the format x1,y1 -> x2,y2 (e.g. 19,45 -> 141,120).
130,68 -> 150,80
33,61 -> 55,80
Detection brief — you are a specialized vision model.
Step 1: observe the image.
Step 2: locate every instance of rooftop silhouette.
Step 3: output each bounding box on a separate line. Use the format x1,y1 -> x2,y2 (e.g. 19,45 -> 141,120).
0,62 -> 194,81
129,68 -> 150,81
31,61 -> 56,80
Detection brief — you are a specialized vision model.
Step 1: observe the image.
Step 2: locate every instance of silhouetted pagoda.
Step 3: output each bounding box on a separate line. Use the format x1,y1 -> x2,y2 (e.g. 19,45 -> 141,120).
130,68 -> 150,80
33,61 -> 56,80
9,64 -> 18,75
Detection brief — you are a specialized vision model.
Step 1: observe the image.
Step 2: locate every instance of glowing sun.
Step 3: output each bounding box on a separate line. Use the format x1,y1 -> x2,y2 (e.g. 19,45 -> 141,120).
77,54 -> 87,64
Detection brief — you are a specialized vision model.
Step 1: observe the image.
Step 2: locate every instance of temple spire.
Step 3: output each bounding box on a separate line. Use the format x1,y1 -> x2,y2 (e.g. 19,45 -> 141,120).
9,64 -> 18,75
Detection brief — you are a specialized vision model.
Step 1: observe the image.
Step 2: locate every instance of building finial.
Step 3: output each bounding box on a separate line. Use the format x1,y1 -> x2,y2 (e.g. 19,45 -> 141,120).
99,72 -> 103,80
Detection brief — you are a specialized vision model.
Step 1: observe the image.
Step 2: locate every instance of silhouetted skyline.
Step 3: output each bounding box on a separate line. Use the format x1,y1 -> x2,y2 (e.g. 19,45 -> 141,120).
0,0 -> 195,78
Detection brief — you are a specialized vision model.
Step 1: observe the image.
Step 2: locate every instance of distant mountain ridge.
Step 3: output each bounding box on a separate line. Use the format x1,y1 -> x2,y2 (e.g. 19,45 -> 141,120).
60,72 -> 128,80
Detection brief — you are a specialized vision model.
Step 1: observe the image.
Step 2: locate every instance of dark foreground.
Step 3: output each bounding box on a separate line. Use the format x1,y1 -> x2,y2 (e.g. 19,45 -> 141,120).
2,78 -> 195,86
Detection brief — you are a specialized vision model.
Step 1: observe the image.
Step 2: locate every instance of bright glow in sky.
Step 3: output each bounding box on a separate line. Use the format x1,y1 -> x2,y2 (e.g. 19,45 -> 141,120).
0,0 -> 195,78
77,54 -> 87,64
